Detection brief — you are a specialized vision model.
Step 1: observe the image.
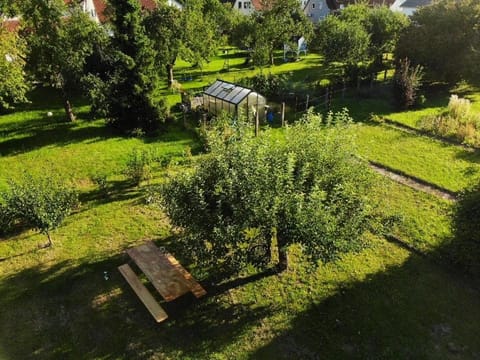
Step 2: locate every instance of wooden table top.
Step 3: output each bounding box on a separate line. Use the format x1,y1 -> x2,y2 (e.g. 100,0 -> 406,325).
126,241 -> 206,302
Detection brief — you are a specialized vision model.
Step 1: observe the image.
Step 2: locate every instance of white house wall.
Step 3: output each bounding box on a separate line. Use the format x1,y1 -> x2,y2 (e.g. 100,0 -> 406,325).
303,0 -> 330,22
233,0 -> 254,15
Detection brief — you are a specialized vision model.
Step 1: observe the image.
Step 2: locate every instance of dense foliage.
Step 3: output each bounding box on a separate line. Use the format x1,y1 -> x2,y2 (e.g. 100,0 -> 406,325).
145,0 -> 230,86
314,4 -> 409,81
0,173 -> 78,246
161,110 -> 378,275
104,0 -> 167,134
21,0 -> 103,121
451,182 -> 480,276
232,0 -> 313,66
239,73 -> 287,98
0,27 -> 28,112
396,0 -> 480,84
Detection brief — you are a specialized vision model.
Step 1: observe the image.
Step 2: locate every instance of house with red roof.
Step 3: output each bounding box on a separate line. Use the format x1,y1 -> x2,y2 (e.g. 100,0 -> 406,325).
1,0 -> 183,31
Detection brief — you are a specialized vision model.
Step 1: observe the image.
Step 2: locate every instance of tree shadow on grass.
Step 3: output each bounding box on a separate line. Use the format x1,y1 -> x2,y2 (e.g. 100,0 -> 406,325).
0,118 -> 112,157
78,179 -> 142,207
0,253 -> 273,360
250,252 -> 480,360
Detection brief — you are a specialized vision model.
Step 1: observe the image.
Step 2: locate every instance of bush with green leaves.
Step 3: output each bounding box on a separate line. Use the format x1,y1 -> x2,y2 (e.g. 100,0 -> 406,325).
240,73 -> 287,98
123,148 -> 157,185
161,109 -> 379,276
1,173 -> 78,246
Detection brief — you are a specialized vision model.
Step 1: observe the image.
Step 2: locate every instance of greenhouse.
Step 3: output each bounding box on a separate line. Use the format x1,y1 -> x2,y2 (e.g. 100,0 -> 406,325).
203,80 -> 266,121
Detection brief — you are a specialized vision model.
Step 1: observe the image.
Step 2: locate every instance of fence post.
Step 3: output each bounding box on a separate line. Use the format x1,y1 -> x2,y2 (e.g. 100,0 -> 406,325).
202,112 -> 207,131
325,87 -> 329,108
342,78 -> 346,99
327,85 -> 333,111
305,94 -> 310,111
255,111 -> 259,137
281,102 -> 285,127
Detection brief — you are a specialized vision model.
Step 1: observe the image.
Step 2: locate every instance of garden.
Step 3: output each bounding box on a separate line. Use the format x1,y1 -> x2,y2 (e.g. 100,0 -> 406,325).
1,0 -> 480,359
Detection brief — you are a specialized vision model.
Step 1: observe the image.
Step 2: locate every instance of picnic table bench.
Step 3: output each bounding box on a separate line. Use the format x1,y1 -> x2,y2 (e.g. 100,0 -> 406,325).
118,241 -> 206,323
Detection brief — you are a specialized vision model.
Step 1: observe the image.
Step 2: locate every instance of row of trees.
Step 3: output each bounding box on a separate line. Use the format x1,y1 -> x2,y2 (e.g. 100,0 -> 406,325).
1,0 -> 478,128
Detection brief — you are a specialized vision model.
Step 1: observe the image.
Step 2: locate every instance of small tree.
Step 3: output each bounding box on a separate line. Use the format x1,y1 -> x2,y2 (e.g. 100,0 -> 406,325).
161,110 -> 379,275
1,173 -> 78,246
393,57 -> 423,109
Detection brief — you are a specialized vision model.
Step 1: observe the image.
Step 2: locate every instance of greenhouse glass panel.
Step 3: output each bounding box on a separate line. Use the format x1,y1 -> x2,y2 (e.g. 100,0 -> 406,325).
202,80 -> 266,119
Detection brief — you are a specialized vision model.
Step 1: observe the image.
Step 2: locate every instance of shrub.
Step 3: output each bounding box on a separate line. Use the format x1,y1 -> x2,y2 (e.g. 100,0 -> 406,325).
393,58 -> 423,109
90,173 -> 109,196
241,73 -> 287,98
418,95 -> 480,146
1,173 -> 78,246
124,148 -> 156,185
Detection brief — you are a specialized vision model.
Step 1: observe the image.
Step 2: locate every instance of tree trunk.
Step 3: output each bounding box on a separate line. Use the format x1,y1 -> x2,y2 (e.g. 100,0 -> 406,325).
167,64 -> 174,87
63,97 -> 76,122
270,51 -> 274,66
276,234 -> 288,272
46,232 -> 53,247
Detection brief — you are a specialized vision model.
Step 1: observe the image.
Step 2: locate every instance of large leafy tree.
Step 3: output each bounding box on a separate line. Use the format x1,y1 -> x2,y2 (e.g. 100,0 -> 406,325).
314,4 -> 408,79
0,26 -> 29,112
145,0 -> 231,86
249,0 -> 313,66
21,0 -> 103,121
396,0 -> 480,84
161,110 -> 378,275
105,0 -> 166,133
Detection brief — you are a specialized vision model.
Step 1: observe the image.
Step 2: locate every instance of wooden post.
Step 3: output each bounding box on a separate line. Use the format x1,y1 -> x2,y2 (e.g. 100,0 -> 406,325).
384,69 -> 388,81
342,79 -> 346,99
325,87 -> 329,108
295,96 -> 298,113
255,110 -> 259,137
202,112 -> 207,131
281,102 -> 285,127
305,94 -> 309,111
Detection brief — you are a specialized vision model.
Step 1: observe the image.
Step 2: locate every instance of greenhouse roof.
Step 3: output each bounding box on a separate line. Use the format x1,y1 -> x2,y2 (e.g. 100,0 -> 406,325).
204,80 -> 263,105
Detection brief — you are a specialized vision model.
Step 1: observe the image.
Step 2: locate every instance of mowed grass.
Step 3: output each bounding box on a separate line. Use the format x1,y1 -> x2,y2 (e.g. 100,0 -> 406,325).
1,83 -> 480,358
2,233 -> 480,359
351,123 -> 480,192
0,89 -> 196,193
372,177 -> 453,253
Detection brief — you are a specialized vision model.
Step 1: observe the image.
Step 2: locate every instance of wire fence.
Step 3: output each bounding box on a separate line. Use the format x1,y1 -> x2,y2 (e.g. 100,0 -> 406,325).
273,70 -> 392,120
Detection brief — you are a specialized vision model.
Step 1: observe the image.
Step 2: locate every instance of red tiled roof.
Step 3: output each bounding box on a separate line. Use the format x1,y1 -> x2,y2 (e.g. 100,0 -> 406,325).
251,0 -> 266,10
93,0 -> 108,22
1,18 -> 20,32
140,0 -> 158,10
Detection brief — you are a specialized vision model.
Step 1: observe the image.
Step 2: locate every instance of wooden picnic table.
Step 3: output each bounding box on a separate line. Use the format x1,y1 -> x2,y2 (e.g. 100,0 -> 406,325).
118,241 -> 206,322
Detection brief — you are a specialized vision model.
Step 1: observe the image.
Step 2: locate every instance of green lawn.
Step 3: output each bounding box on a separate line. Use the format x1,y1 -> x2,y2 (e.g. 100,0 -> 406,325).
1,77 -> 480,358
352,123 -> 480,193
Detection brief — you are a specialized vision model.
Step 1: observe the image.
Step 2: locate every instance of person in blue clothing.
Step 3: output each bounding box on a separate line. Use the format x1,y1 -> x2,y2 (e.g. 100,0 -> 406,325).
266,109 -> 274,125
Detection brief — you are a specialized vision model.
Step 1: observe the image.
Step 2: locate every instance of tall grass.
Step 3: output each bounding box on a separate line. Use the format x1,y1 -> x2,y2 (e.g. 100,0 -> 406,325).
418,95 -> 480,146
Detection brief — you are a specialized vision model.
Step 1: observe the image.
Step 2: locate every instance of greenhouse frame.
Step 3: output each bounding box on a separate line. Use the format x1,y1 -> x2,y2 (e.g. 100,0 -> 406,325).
203,80 -> 266,121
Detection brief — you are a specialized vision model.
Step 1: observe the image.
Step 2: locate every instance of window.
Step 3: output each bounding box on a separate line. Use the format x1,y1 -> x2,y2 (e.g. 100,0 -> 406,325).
312,3 -> 315,8
244,1 -> 250,8
238,1 -> 242,8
